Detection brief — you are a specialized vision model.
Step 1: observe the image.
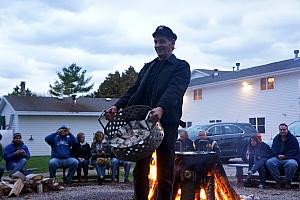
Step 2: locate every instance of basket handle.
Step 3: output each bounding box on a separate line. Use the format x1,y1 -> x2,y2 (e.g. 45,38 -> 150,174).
145,110 -> 155,131
98,111 -> 108,134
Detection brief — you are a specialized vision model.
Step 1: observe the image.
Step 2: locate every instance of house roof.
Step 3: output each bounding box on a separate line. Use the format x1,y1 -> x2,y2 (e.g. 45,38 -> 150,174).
1,96 -> 118,112
189,58 -> 300,87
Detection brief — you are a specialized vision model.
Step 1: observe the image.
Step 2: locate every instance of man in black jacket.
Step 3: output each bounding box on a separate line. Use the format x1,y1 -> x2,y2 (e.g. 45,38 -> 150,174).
266,123 -> 300,189
106,25 -> 191,200
175,130 -> 194,152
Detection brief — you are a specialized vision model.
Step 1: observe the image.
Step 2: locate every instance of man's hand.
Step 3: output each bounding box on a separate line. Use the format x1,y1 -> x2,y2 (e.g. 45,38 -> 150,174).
15,150 -> 24,155
149,107 -> 164,124
278,155 -> 286,160
105,106 -> 118,120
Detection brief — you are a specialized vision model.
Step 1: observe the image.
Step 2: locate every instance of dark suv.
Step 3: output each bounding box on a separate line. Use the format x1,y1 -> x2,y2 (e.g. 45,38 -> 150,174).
185,123 -> 258,162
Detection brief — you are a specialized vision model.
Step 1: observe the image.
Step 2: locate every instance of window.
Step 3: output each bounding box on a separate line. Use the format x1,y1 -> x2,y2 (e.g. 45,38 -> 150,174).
249,117 -> 265,133
260,77 -> 274,90
209,120 -> 222,123
224,125 -> 243,134
194,89 -> 202,100
187,122 -> 192,128
207,126 -> 223,136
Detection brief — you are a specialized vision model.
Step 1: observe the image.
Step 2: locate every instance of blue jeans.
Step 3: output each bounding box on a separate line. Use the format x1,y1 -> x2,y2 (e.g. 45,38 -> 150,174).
112,158 -> 131,180
6,158 -> 28,175
266,157 -> 298,182
49,158 -> 78,182
250,158 -> 268,183
92,160 -> 106,178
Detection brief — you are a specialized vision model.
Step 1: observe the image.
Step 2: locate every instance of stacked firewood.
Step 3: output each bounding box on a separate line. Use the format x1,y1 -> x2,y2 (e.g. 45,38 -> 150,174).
109,120 -> 154,148
0,172 -> 63,197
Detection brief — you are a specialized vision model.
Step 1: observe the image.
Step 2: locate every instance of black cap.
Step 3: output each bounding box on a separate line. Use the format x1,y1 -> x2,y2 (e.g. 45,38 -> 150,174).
152,25 -> 177,40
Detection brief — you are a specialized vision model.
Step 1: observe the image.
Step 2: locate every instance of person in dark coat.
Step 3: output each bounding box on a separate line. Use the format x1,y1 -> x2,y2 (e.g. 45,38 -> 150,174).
0,134 -> 5,180
175,130 -> 194,152
4,132 -> 30,176
194,131 -> 220,156
266,123 -> 300,189
105,25 -> 191,200
71,132 -> 91,183
246,136 -> 273,188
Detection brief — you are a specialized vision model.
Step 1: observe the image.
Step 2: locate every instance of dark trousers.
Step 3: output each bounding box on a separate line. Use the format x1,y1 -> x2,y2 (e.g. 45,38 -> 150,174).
250,158 -> 268,183
77,159 -> 90,177
133,124 -> 178,200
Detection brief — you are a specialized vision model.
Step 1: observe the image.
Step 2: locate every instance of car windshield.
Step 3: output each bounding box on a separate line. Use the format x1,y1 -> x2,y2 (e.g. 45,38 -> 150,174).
186,125 -> 209,141
289,121 -> 300,137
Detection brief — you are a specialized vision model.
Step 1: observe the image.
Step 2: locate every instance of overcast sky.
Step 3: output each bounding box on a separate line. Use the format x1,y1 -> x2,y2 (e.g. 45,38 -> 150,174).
0,0 -> 299,96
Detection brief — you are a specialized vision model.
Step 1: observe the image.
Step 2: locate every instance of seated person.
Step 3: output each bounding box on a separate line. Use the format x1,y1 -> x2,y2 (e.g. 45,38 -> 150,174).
246,136 -> 273,189
266,123 -> 300,189
71,132 -> 91,183
111,156 -> 131,183
193,131 -> 220,156
91,131 -> 110,185
45,125 -> 78,184
4,133 -> 30,176
0,134 -> 5,180
175,130 -> 194,152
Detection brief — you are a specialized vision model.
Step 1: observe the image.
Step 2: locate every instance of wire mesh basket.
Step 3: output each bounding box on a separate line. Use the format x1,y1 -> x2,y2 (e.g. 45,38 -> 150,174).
99,105 -> 164,162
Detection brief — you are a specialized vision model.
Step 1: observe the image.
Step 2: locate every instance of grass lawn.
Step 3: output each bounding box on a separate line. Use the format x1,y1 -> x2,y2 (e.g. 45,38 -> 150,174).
26,156 -> 51,173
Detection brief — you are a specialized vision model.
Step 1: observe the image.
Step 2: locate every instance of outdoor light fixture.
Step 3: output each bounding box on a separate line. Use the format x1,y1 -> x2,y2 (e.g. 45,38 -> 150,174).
242,81 -> 249,87
242,81 -> 252,91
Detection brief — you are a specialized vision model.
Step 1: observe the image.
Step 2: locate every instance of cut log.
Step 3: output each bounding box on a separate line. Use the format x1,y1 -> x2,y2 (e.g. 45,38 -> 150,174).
8,179 -> 24,197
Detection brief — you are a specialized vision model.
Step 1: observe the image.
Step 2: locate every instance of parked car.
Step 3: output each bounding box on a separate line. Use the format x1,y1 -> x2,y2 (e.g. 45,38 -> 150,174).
184,123 -> 259,163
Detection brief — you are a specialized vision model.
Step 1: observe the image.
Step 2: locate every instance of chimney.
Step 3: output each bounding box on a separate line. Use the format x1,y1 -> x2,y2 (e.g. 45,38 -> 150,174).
213,69 -> 218,77
71,94 -> 77,103
236,63 -> 240,71
20,81 -> 26,96
232,67 -> 235,72
294,50 -> 299,60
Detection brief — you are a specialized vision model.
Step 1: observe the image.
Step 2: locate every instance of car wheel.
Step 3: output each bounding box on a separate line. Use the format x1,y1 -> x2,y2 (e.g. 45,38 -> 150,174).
241,146 -> 249,163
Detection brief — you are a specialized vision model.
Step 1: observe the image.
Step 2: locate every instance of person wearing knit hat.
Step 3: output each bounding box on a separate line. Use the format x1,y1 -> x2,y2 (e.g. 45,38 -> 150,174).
45,125 -> 78,184
105,25 -> 191,200
4,132 -> 30,176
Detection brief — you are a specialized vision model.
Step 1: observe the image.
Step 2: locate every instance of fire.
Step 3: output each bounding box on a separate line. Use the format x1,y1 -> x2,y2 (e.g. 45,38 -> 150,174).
147,152 -> 242,200
148,151 -> 157,200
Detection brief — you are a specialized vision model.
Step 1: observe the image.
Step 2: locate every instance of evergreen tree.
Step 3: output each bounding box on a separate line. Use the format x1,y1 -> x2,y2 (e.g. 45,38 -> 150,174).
49,63 -> 94,96
93,66 -> 138,98
8,84 -> 36,96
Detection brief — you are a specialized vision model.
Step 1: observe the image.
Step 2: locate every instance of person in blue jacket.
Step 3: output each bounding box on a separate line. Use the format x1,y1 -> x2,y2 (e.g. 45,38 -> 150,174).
246,136 -> 273,188
266,123 -> 300,189
45,125 -> 78,184
4,132 -> 30,176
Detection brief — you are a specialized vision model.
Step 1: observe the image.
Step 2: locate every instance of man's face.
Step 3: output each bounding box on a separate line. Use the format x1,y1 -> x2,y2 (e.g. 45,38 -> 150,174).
180,132 -> 188,140
199,131 -> 207,140
13,136 -> 22,144
154,36 -> 174,60
279,125 -> 288,137
58,128 -> 69,136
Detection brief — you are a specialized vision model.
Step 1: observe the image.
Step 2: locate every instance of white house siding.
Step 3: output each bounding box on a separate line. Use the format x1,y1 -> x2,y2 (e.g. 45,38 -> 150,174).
18,115 -> 106,156
182,71 -> 300,140
0,103 -> 18,132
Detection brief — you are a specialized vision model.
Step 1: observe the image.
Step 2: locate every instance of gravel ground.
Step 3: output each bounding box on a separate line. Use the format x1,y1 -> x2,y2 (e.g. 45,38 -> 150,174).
4,160 -> 300,200
5,180 -> 300,200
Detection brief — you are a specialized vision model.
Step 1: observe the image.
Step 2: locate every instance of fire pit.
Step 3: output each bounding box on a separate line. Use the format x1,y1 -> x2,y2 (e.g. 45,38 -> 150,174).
172,151 -> 241,200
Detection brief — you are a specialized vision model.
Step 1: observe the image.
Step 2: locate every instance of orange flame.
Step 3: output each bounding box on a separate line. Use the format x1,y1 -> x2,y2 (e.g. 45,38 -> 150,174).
147,152 -> 242,200
148,151 -> 157,200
